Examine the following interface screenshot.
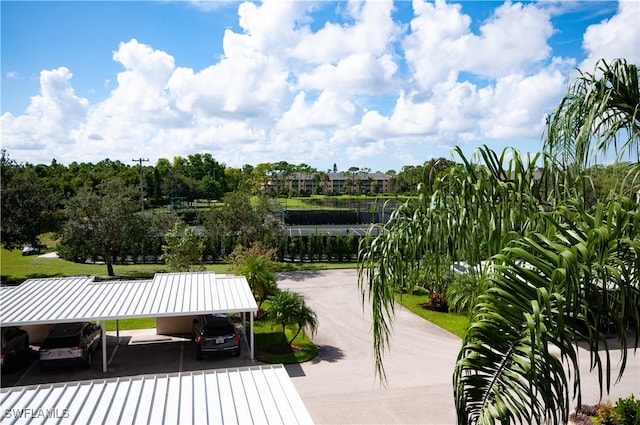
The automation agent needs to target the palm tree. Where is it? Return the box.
[231,245,279,310]
[358,58,640,425]
[267,290,318,348]
[454,198,640,424]
[545,58,639,169]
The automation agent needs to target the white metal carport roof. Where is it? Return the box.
[0,272,259,370]
[0,273,257,323]
[0,365,314,424]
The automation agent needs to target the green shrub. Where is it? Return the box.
[597,403,621,425]
[615,395,640,425]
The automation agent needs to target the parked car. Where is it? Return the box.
[192,314,241,359]
[21,246,40,256]
[1,327,30,369]
[38,322,101,371]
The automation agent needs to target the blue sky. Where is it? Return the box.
[1,0,638,173]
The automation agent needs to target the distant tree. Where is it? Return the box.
[61,178,143,276]
[1,150,60,249]
[343,166,361,194]
[267,290,318,348]
[395,165,423,193]
[423,158,456,193]
[161,219,205,272]
[202,191,284,248]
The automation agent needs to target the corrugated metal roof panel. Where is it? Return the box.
[0,273,257,326]
[0,365,313,425]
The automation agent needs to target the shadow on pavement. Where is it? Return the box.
[277,271,324,282]
[312,345,345,364]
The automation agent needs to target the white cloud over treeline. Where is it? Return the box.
[2,0,638,171]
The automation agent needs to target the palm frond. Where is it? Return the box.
[454,199,640,424]
[545,58,640,169]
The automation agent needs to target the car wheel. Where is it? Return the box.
[232,346,241,357]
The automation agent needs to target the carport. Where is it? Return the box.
[0,272,258,373]
[0,365,313,424]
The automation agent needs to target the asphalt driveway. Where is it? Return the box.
[278,269,640,425]
[278,269,462,425]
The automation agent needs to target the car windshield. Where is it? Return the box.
[41,336,80,349]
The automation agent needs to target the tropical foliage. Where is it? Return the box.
[0,150,61,249]
[229,243,279,309]
[267,290,318,348]
[358,58,640,425]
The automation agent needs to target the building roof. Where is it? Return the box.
[287,172,391,181]
[0,365,313,424]
[0,272,258,326]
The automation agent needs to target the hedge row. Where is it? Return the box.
[58,234,362,265]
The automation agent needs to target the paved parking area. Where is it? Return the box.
[0,330,259,388]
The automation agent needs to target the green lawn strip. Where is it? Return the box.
[104,318,157,331]
[1,246,356,284]
[395,292,469,339]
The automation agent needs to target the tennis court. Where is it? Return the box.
[285,224,383,237]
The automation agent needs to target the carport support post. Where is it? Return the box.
[102,320,107,372]
[250,312,254,360]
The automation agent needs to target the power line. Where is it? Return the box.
[132,158,149,212]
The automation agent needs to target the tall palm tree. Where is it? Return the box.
[358,58,640,425]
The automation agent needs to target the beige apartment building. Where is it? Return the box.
[282,172,394,194]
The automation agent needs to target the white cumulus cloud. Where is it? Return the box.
[0,0,633,171]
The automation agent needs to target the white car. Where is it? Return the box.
[21,246,40,256]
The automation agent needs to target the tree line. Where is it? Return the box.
[2,145,630,253]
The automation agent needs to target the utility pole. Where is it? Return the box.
[132,158,149,212]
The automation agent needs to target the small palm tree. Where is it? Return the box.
[230,244,279,310]
[267,290,318,349]
[234,255,277,310]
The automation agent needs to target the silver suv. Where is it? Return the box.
[192,314,241,359]
[38,322,101,371]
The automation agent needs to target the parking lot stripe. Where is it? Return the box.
[108,344,119,366]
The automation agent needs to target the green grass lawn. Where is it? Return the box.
[253,316,317,364]
[395,292,470,338]
[0,247,235,284]
[104,318,157,331]
[0,245,356,285]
